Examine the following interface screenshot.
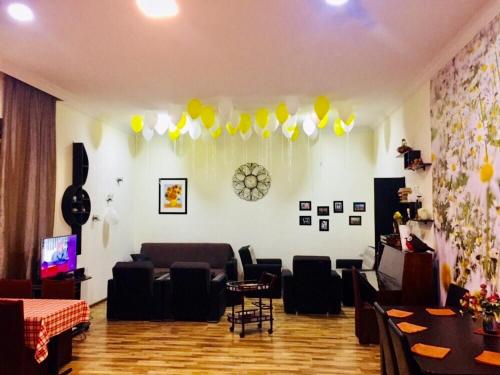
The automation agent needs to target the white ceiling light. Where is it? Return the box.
[325,0,350,6]
[136,0,178,18]
[7,3,34,22]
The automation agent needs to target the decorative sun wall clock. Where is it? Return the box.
[233,163,271,201]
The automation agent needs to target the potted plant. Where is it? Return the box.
[460,284,500,334]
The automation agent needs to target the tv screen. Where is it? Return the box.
[40,235,77,279]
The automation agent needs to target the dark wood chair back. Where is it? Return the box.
[388,319,421,375]
[374,302,398,375]
[445,283,468,307]
[42,279,76,299]
[0,279,32,298]
[0,300,25,375]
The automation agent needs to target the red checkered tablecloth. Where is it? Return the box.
[1,299,90,363]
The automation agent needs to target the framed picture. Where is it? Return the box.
[317,206,330,216]
[353,202,366,212]
[299,201,312,211]
[349,216,362,226]
[299,216,312,226]
[159,178,188,214]
[333,201,344,213]
[319,219,329,231]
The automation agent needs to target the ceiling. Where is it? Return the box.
[0,0,495,127]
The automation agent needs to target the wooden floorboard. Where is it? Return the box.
[63,300,380,374]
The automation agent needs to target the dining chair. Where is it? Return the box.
[387,319,422,375]
[374,302,398,375]
[0,279,33,298]
[0,300,25,375]
[352,267,379,344]
[42,279,76,299]
[445,283,468,307]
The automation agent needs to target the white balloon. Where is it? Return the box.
[230,110,240,127]
[240,127,253,141]
[267,113,279,132]
[188,118,202,140]
[286,97,300,116]
[218,98,233,120]
[144,112,158,129]
[342,122,354,133]
[155,112,171,135]
[302,115,317,136]
[104,206,119,225]
[168,104,183,124]
[310,127,319,140]
[282,116,296,139]
[142,126,154,141]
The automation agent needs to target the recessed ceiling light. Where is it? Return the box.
[136,0,179,18]
[325,0,350,6]
[7,2,34,22]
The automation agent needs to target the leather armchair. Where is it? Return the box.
[107,261,170,321]
[238,246,283,298]
[170,261,227,322]
[283,256,341,314]
[335,259,363,307]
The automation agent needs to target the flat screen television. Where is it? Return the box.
[40,235,77,279]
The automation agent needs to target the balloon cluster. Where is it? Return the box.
[130,96,356,142]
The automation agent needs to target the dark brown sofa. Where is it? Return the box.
[133,243,238,281]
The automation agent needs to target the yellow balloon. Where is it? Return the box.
[168,127,181,141]
[239,113,252,133]
[201,106,216,129]
[291,127,300,142]
[177,113,187,129]
[345,113,357,126]
[255,108,269,128]
[262,129,271,139]
[314,96,330,120]
[226,122,239,135]
[333,118,345,136]
[211,126,222,139]
[276,103,289,124]
[318,112,329,129]
[187,98,203,119]
[131,115,144,133]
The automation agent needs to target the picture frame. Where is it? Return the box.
[299,216,312,226]
[353,202,366,212]
[317,206,330,216]
[333,201,344,213]
[299,201,312,211]
[159,178,188,214]
[319,219,329,231]
[349,216,362,226]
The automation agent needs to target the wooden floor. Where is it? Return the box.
[62,300,380,374]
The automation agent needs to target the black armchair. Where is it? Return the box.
[335,259,363,307]
[283,256,342,314]
[238,246,283,298]
[107,261,170,321]
[170,262,227,322]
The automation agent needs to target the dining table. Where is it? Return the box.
[1,298,90,367]
[387,305,500,375]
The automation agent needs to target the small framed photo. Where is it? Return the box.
[299,201,312,211]
[333,201,344,213]
[317,206,330,216]
[299,216,312,226]
[353,202,366,212]
[319,219,329,231]
[349,216,362,226]
[159,178,188,214]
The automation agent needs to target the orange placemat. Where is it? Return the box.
[387,309,413,318]
[411,343,451,359]
[475,350,500,367]
[425,308,456,316]
[397,321,428,334]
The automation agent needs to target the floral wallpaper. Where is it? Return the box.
[431,14,500,302]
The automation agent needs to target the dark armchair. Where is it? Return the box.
[107,261,170,321]
[283,256,342,314]
[170,262,227,322]
[239,246,283,298]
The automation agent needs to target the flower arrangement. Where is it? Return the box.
[460,284,500,318]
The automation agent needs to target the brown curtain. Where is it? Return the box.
[0,75,56,279]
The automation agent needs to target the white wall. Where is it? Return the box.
[373,82,434,246]
[54,103,135,304]
[132,128,375,271]
[0,71,3,116]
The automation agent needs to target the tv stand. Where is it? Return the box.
[33,274,91,300]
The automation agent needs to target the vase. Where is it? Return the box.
[482,311,498,334]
